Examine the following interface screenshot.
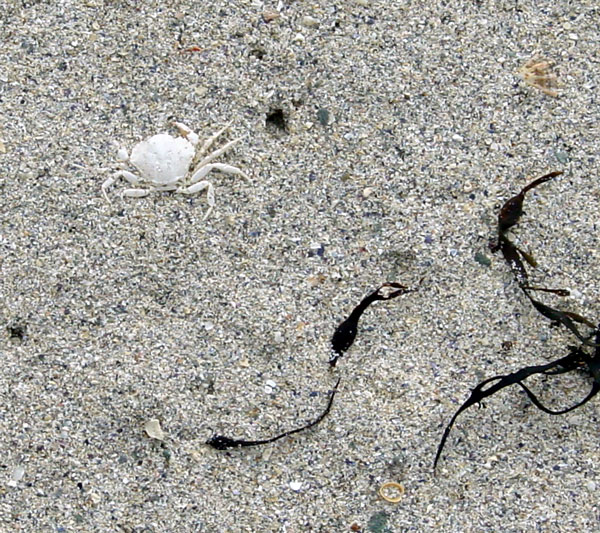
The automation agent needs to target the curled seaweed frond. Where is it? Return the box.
[492,172,563,288]
[207,378,340,450]
[436,174,599,469]
[493,171,598,344]
[497,171,562,234]
[435,327,600,469]
[329,281,418,367]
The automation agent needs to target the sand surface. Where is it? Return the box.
[1,1,599,531]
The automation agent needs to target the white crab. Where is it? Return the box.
[102,121,251,219]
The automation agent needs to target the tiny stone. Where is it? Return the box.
[570,288,582,300]
[8,465,25,486]
[144,419,165,441]
[262,11,280,23]
[475,252,491,267]
[317,108,330,126]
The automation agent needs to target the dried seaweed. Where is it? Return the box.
[209,280,417,451]
[523,291,598,347]
[434,339,600,469]
[329,282,415,367]
[493,171,563,284]
[497,171,562,234]
[206,378,340,450]
[435,172,600,469]
[493,170,599,346]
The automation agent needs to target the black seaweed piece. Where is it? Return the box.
[206,378,341,450]
[434,333,600,469]
[498,234,530,285]
[435,173,600,469]
[523,291,599,347]
[520,286,570,297]
[494,171,598,345]
[329,282,413,367]
[494,171,563,284]
[497,171,563,234]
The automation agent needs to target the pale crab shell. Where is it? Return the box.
[128,134,195,185]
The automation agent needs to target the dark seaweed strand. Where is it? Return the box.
[434,350,587,469]
[435,330,600,470]
[509,343,600,416]
[520,286,570,296]
[515,376,600,415]
[495,172,598,345]
[523,291,600,347]
[329,282,412,367]
[495,171,563,280]
[435,174,600,469]
[498,234,530,285]
[498,171,563,233]
[206,378,341,450]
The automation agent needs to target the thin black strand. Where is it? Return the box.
[207,378,341,450]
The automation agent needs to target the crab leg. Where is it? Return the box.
[123,188,151,198]
[194,137,246,170]
[178,180,215,220]
[188,163,251,185]
[196,121,233,156]
[102,170,142,202]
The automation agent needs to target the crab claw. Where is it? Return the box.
[173,122,199,146]
[111,140,129,162]
[116,147,129,161]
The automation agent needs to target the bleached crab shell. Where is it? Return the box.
[129,134,195,185]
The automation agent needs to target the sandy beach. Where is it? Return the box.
[1,1,599,531]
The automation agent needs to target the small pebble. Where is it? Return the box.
[301,16,319,28]
[475,252,491,267]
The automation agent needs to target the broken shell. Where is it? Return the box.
[289,481,303,491]
[144,419,165,440]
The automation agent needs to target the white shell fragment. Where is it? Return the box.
[264,379,277,394]
[7,465,25,487]
[144,419,166,440]
[289,481,303,491]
